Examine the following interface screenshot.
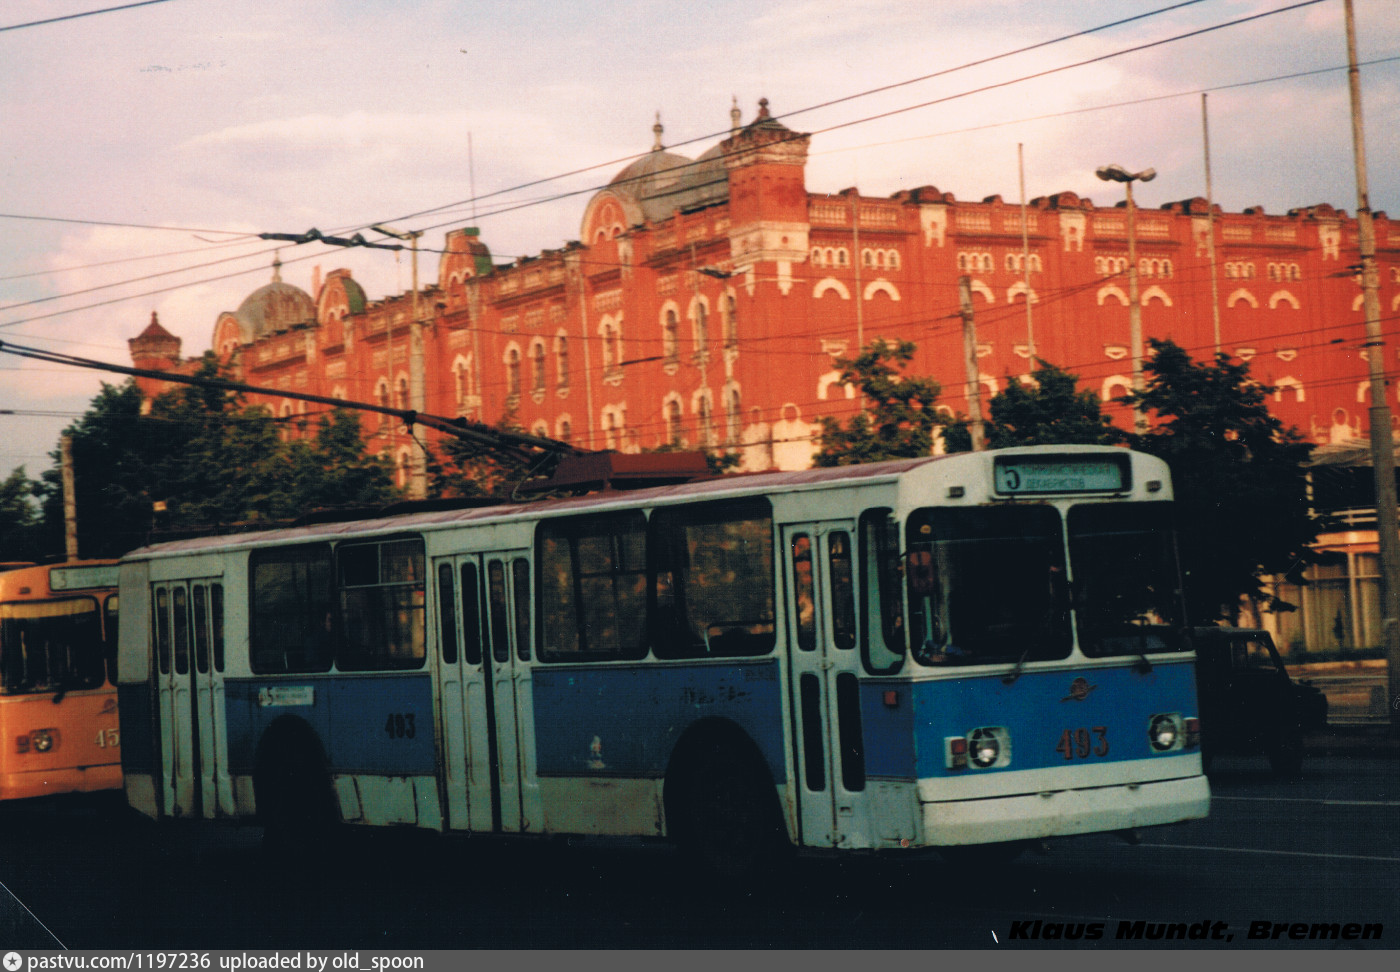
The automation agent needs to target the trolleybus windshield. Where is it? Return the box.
[906,505,1070,665]
[0,597,107,694]
[1067,502,1185,657]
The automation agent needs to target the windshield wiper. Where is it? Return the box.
[1002,645,1033,685]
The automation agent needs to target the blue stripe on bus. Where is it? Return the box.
[532,659,786,782]
[867,661,1199,779]
[223,675,435,776]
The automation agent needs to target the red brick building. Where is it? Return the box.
[130,99,1399,488]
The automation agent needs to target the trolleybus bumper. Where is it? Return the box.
[920,774,1210,846]
[0,763,123,802]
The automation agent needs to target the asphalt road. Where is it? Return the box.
[1,751,1395,951]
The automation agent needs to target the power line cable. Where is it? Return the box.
[0,0,177,33]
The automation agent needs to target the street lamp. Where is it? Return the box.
[1096,163,1156,433]
[371,223,427,500]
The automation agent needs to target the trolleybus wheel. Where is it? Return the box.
[670,732,786,879]
[254,718,338,859]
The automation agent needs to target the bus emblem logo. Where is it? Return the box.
[1062,678,1097,701]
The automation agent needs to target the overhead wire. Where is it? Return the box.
[0,1,1361,333]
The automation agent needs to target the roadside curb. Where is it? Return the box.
[1305,725,1400,758]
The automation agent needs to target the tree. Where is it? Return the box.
[30,361,407,559]
[944,360,1126,452]
[282,409,399,515]
[1121,338,1321,623]
[814,339,946,466]
[35,380,165,558]
[0,467,44,562]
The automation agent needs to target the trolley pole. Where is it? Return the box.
[959,275,985,452]
[1343,0,1400,729]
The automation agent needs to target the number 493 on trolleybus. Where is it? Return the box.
[115,445,1208,868]
[0,560,121,802]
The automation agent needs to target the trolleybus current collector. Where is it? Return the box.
[115,446,1208,867]
[0,560,121,802]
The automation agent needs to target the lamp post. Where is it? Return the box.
[371,223,427,500]
[1096,163,1156,433]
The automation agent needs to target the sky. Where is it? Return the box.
[1,0,1398,480]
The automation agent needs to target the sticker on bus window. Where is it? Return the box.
[256,686,315,707]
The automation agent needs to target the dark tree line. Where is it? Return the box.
[2,355,403,560]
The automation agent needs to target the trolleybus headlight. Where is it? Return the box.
[968,726,1011,769]
[1148,713,1182,752]
[945,736,968,771]
[31,729,56,753]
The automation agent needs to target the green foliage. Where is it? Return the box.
[28,360,403,559]
[944,360,1126,452]
[1121,338,1321,623]
[0,467,44,562]
[814,339,945,467]
[429,411,528,499]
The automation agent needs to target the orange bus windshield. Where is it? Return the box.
[0,597,106,695]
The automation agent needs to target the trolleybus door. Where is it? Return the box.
[781,522,872,849]
[434,555,492,832]
[153,579,230,819]
[435,551,542,835]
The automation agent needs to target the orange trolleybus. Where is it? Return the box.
[0,560,121,801]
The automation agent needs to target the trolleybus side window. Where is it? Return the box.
[460,563,483,665]
[512,557,531,661]
[437,563,458,665]
[649,497,775,659]
[103,594,119,684]
[1067,502,1185,657]
[0,598,106,694]
[209,584,224,673]
[154,588,171,675]
[172,588,189,675]
[487,560,509,663]
[907,505,1070,665]
[791,534,816,652]
[538,511,647,662]
[250,543,334,674]
[858,509,906,674]
[828,531,856,650]
[337,537,426,671]
[192,585,210,673]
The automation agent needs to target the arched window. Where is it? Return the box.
[693,299,709,353]
[724,384,741,444]
[696,391,714,448]
[663,308,679,364]
[723,293,738,349]
[531,341,547,393]
[506,348,521,399]
[395,376,409,411]
[600,322,616,372]
[557,418,572,444]
[665,398,683,447]
[555,334,569,390]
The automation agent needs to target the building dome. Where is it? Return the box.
[234,258,316,339]
[604,113,730,224]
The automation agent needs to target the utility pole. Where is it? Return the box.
[1018,143,1035,364]
[61,433,78,561]
[1343,0,1400,729]
[372,224,427,500]
[1202,94,1222,356]
[1096,164,1156,433]
[958,276,985,451]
